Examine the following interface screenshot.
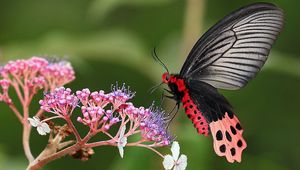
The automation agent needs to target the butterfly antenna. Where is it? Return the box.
[148,82,163,94]
[159,91,166,108]
[152,47,169,73]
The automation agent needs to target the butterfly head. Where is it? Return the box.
[162,72,171,84]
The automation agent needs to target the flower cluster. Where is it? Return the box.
[0,79,11,104]
[39,87,79,116]
[41,61,75,88]
[0,57,75,102]
[38,84,173,146]
[0,57,75,92]
[1,57,188,170]
[140,107,173,146]
[74,84,135,131]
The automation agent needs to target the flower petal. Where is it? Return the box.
[28,117,38,127]
[163,154,174,170]
[119,125,126,138]
[118,145,124,158]
[120,137,127,147]
[174,155,187,170]
[117,125,127,158]
[41,122,51,133]
[33,116,40,122]
[37,126,46,135]
[171,141,180,160]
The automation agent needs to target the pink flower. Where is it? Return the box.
[0,79,10,91]
[90,90,110,107]
[76,88,91,105]
[0,79,12,104]
[0,57,75,93]
[41,61,75,88]
[108,83,135,108]
[39,87,78,116]
[40,84,173,146]
[1,57,48,78]
[77,106,104,128]
[26,76,46,93]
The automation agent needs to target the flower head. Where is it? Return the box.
[1,57,48,77]
[89,90,110,107]
[140,106,173,146]
[0,57,75,93]
[163,141,187,170]
[39,87,78,116]
[108,83,135,108]
[0,57,75,107]
[28,116,51,135]
[77,105,105,128]
[41,60,75,88]
[76,88,91,104]
[75,88,121,130]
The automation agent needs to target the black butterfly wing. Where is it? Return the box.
[180,3,284,90]
[187,79,247,162]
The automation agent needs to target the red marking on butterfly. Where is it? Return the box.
[160,3,283,163]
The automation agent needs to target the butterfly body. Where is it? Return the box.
[163,73,210,136]
[160,3,284,163]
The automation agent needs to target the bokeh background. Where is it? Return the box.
[0,0,299,169]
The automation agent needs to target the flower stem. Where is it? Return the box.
[23,123,34,162]
[41,115,61,122]
[84,140,114,148]
[102,131,115,140]
[22,85,34,163]
[12,81,24,105]
[130,143,164,158]
[65,116,82,141]
[35,109,44,117]
[8,104,22,123]
[26,143,79,170]
[27,140,112,170]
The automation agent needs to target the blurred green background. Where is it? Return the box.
[0,0,299,169]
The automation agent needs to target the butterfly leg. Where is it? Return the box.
[166,102,180,129]
[163,88,176,99]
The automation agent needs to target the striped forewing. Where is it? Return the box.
[181,3,284,90]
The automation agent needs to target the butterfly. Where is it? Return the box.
[160,3,284,163]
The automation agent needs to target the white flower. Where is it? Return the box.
[28,116,50,135]
[117,125,127,158]
[163,141,187,170]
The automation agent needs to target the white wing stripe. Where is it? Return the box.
[236,38,273,46]
[234,11,282,27]
[211,64,258,74]
[222,56,266,63]
[236,29,279,36]
[209,70,251,81]
[228,47,269,55]
[235,23,282,31]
